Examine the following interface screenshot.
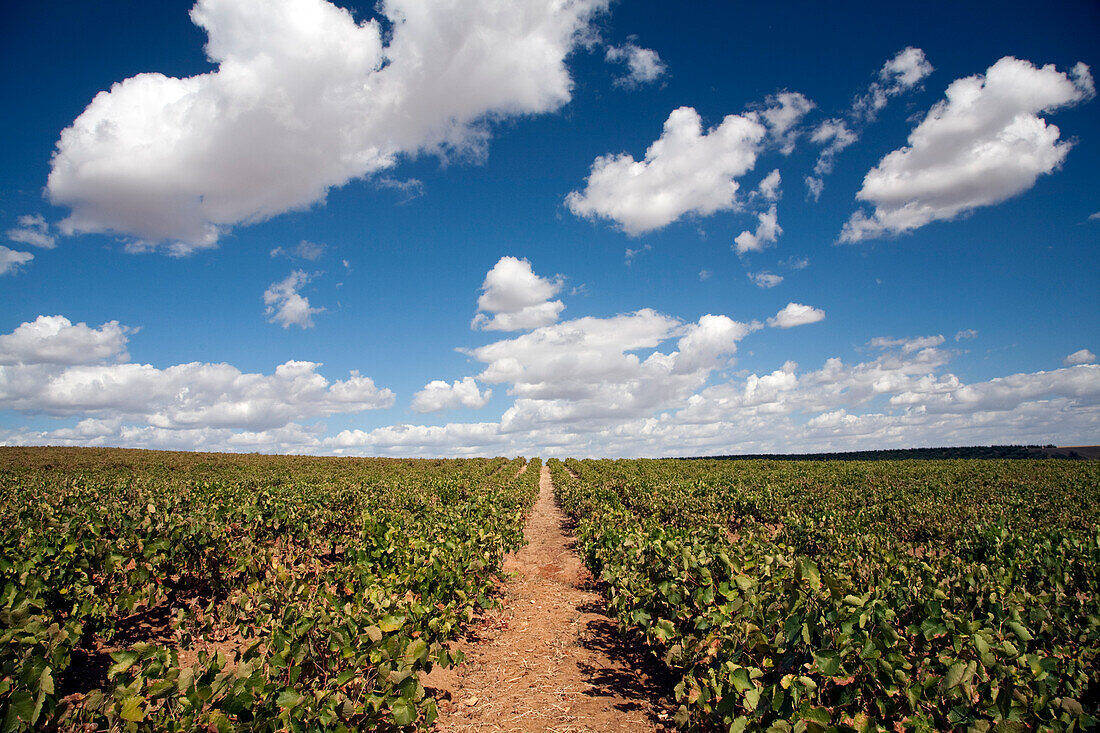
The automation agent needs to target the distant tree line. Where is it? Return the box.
[681,445,1095,461]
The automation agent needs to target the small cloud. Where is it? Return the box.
[756,91,815,155]
[1064,348,1096,366]
[6,214,57,249]
[698,269,712,281]
[804,176,824,202]
[781,255,810,270]
[375,176,425,204]
[870,334,945,352]
[753,170,782,201]
[264,270,324,329]
[749,271,783,288]
[1089,211,1100,221]
[271,240,326,261]
[342,259,351,270]
[809,119,858,176]
[734,205,781,255]
[0,246,34,276]
[625,244,652,265]
[955,328,979,341]
[605,41,667,88]
[853,47,934,122]
[768,302,825,328]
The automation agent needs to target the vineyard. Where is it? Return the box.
[1,448,539,731]
[1,449,1098,731]
[550,458,1100,731]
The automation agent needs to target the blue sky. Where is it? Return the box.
[0,0,1097,456]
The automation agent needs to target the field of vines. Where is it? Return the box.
[550,458,1100,732]
[0,447,539,731]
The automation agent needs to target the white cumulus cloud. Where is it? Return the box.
[47,0,607,253]
[754,169,782,201]
[0,247,34,276]
[768,302,825,329]
[0,315,131,365]
[472,256,564,332]
[411,377,492,413]
[841,57,1094,242]
[264,270,324,329]
[605,42,666,87]
[757,91,815,155]
[0,315,394,430]
[1065,349,1096,366]
[733,205,781,254]
[565,96,811,235]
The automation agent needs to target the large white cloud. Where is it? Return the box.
[0,315,130,365]
[472,256,564,331]
[565,95,812,235]
[47,0,607,253]
[411,377,492,413]
[5,317,1099,457]
[465,308,756,430]
[841,57,1094,242]
[0,315,393,430]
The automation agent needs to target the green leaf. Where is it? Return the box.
[108,649,140,679]
[813,650,841,676]
[391,698,416,727]
[1006,622,1033,642]
[37,667,54,698]
[943,662,966,690]
[1061,698,1084,716]
[365,625,383,642]
[653,619,676,643]
[119,696,146,722]
[743,686,762,711]
[277,689,306,709]
[842,594,864,607]
[798,557,820,589]
[403,639,429,666]
[5,691,35,726]
[379,615,405,633]
[992,723,1027,733]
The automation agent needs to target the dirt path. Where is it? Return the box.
[425,465,673,732]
